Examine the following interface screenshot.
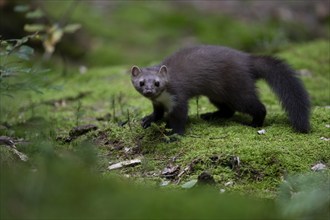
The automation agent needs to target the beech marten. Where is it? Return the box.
[131,45,310,135]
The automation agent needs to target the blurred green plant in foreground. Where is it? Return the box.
[0,33,46,97]
[1,143,328,220]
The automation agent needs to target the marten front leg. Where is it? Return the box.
[141,103,165,128]
[166,102,188,135]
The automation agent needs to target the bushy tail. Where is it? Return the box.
[251,55,310,133]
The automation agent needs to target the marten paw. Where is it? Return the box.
[141,115,155,128]
[200,112,219,121]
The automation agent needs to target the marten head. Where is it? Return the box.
[131,65,169,99]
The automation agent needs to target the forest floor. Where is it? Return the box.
[1,40,329,219]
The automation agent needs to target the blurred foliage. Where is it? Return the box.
[0,147,277,220]
[14,3,81,59]
[41,1,321,66]
[1,139,328,219]
[0,33,47,97]
[278,172,330,220]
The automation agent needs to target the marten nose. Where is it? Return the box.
[144,90,153,96]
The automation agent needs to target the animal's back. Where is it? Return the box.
[161,45,254,99]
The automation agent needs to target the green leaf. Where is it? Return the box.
[0,92,14,98]
[26,9,44,19]
[1,66,29,77]
[29,85,44,94]
[0,51,8,56]
[5,44,13,51]
[17,53,30,60]
[19,45,34,55]
[24,24,46,32]
[14,36,30,48]
[18,68,32,74]
[14,5,30,12]
[0,40,9,46]
[63,24,81,33]
[16,45,34,60]
[181,179,198,189]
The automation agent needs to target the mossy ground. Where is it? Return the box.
[1,41,329,200]
[1,2,329,219]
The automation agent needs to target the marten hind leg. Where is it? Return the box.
[237,98,266,128]
[201,99,235,121]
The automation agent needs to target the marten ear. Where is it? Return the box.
[158,65,168,77]
[131,66,141,77]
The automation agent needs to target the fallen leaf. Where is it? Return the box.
[311,163,327,171]
[181,179,198,189]
[257,129,266,135]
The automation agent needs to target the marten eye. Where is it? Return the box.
[154,81,160,87]
[139,81,145,87]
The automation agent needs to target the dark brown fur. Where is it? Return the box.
[131,45,310,135]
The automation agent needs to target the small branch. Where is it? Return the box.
[196,97,199,117]
[111,95,116,122]
[127,109,132,132]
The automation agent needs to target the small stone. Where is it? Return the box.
[160,180,170,187]
[220,189,226,193]
[311,163,326,171]
[297,69,312,77]
[257,129,266,135]
[79,65,88,74]
[124,147,131,153]
[320,137,330,141]
[224,181,234,187]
